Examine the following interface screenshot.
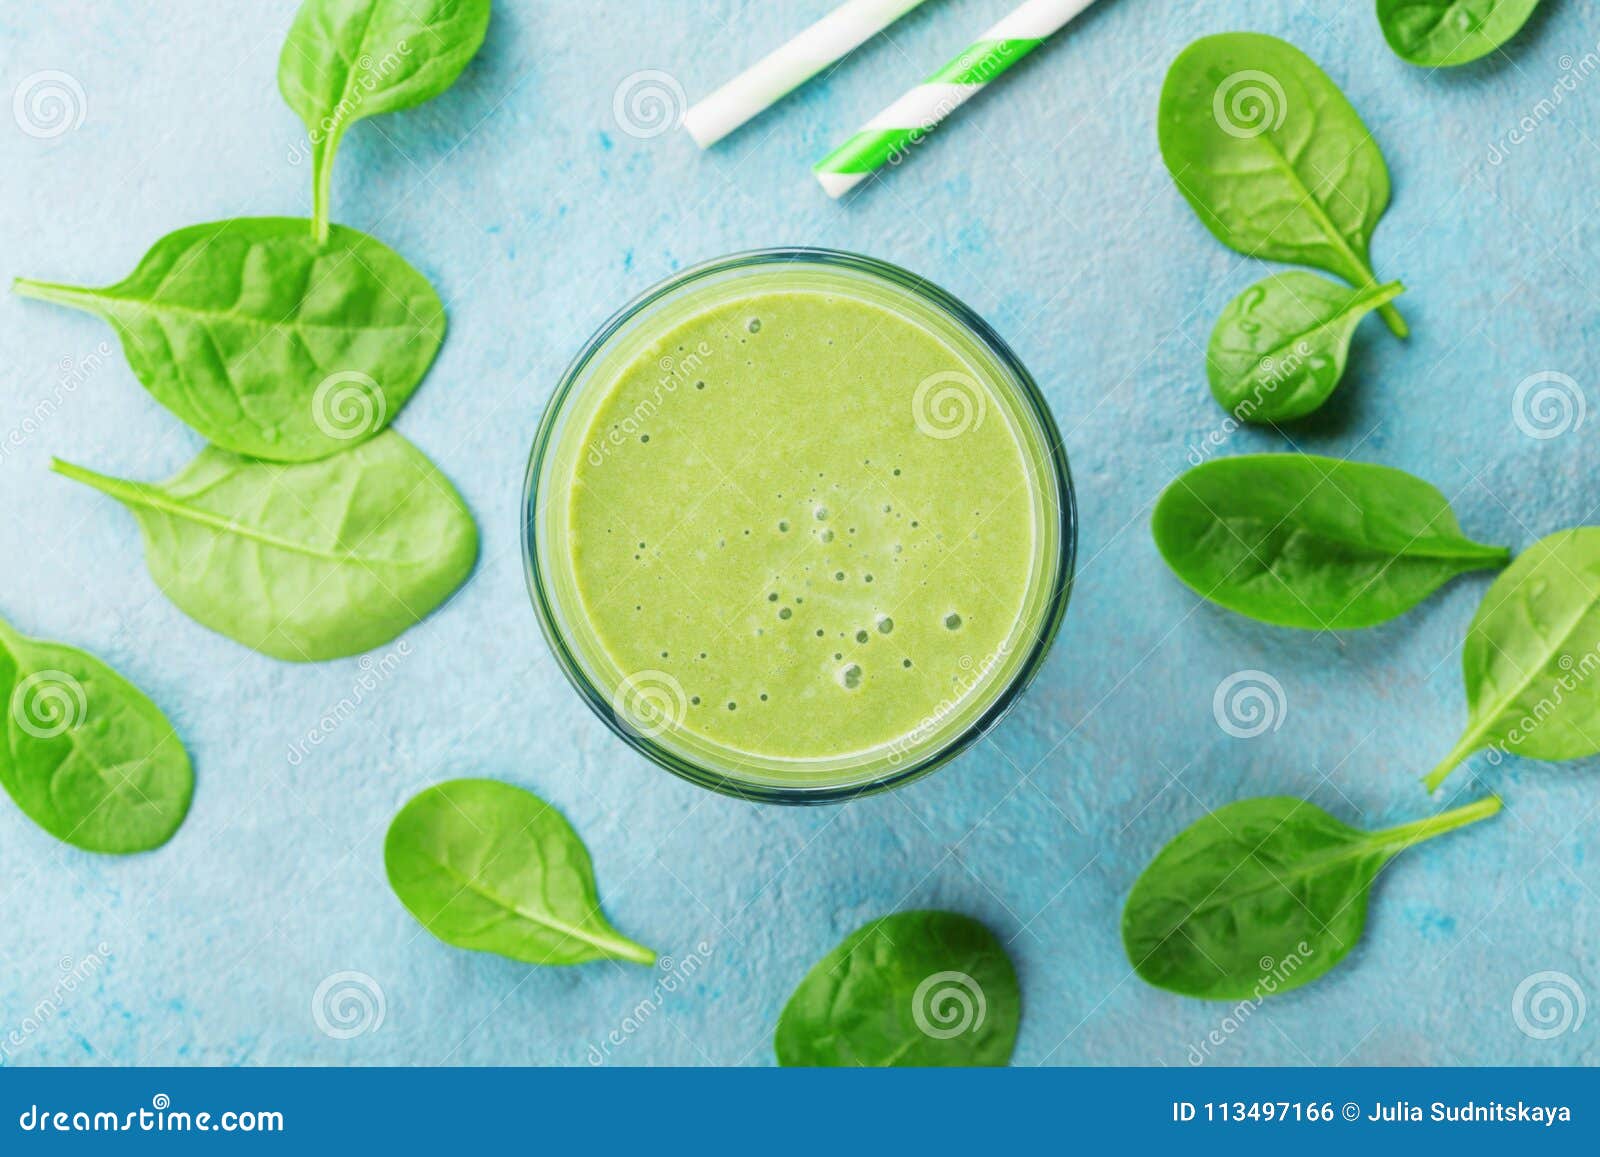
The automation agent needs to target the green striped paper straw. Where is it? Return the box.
[814,0,1101,198]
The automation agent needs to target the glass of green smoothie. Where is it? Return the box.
[524,249,1074,802]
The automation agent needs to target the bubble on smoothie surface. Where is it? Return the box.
[838,664,863,690]
[877,615,894,634]
[855,629,870,644]
[747,318,762,333]
[944,612,963,630]
[778,607,792,620]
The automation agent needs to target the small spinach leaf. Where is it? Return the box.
[1153,454,1508,630]
[1208,274,1404,423]
[1123,795,1500,1000]
[52,431,478,663]
[0,615,192,853]
[776,910,1019,1067]
[278,0,493,240]
[1427,528,1600,791]
[14,218,445,463]
[1159,33,1408,337]
[1377,0,1542,67]
[385,778,654,966]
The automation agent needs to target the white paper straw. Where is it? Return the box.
[684,0,931,148]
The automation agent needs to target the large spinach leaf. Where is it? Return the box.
[278,0,493,240]
[0,615,192,853]
[1123,795,1500,1000]
[1153,455,1508,630]
[1377,0,1543,67]
[385,778,655,966]
[1208,273,1403,423]
[52,431,478,662]
[776,911,1019,1066]
[1159,33,1408,337]
[1427,528,1600,791]
[14,218,445,462]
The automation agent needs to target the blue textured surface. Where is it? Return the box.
[2,0,1598,1067]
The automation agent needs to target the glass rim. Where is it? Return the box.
[522,247,1077,805]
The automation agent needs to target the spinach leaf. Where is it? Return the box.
[1153,455,1508,630]
[1377,0,1542,67]
[1123,795,1500,1000]
[14,218,445,463]
[0,615,192,853]
[1159,33,1408,337]
[52,431,478,663]
[278,0,493,241]
[1426,529,1600,791]
[384,778,654,966]
[1208,274,1404,423]
[775,911,1019,1067]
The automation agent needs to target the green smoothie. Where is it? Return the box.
[541,257,1066,790]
